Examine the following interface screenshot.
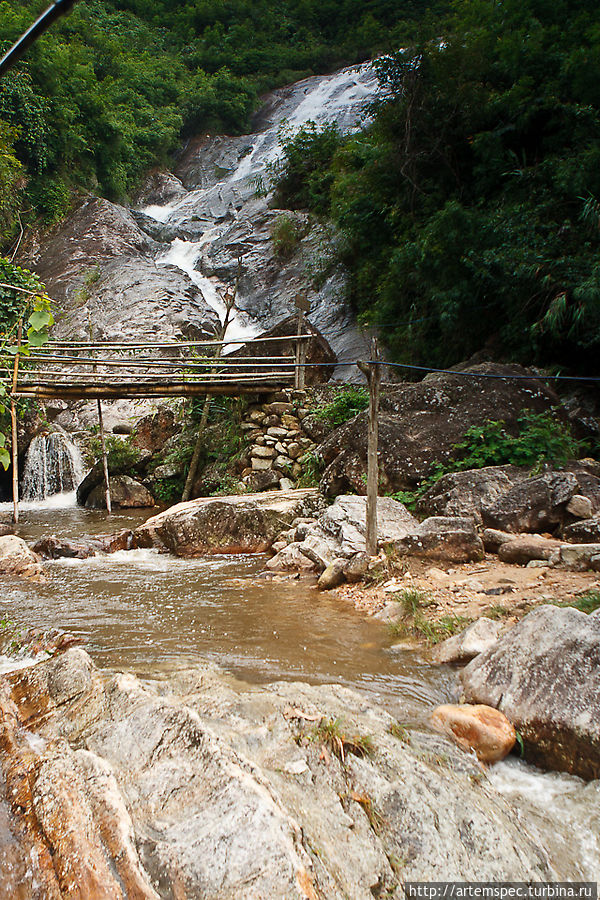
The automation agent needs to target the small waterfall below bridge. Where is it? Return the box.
[21,433,85,501]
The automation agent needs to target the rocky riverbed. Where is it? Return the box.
[0,646,570,898]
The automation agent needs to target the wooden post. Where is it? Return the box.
[357,338,381,556]
[97,399,112,514]
[88,315,111,513]
[10,401,19,524]
[294,293,310,390]
[10,319,22,524]
[181,281,238,502]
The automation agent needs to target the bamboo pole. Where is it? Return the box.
[181,281,239,502]
[357,338,380,556]
[10,319,22,524]
[89,316,111,514]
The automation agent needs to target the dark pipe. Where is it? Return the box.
[0,0,78,78]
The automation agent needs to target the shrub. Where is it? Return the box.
[271,214,305,258]
[314,387,369,427]
[87,434,142,471]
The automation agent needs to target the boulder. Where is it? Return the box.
[550,543,600,571]
[267,495,419,572]
[481,467,600,535]
[394,516,484,563]
[33,536,96,560]
[133,489,321,556]
[343,553,370,584]
[32,530,133,559]
[85,476,155,509]
[497,535,562,565]
[565,494,594,519]
[317,559,347,590]
[461,605,600,779]
[265,542,320,572]
[131,406,180,452]
[0,535,46,583]
[562,515,600,543]
[418,466,521,523]
[431,704,516,764]
[318,364,560,496]
[481,471,578,533]
[0,648,553,894]
[431,618,506,664]
[481,528,516,552]
[243,468,281,492]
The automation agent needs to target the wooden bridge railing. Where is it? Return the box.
[1,334,313,399]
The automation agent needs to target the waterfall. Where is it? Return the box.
[21,433,85,501]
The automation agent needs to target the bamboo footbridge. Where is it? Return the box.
[4,334,312,400]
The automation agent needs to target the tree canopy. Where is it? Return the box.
[274,0,600,373]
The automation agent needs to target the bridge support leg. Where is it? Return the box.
[10,400,19,525]
[97,399,112,514]
[357,338,381,556]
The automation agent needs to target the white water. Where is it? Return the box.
[21,433,84,502]
[158,237,259,343]
[490,758,600,879]
[142,63,380,350]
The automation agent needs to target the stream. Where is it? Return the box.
[0,493,598,881]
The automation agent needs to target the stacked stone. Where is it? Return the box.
[239,390,316,490]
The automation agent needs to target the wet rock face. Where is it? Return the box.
[133,488,321,556]
[319,364,561,495]
[19,196,221,343]
[0,649,553,897]
[461,605,600,780]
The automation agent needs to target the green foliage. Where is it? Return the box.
[295,451,324,488]
[485,605,511,620]
[87,434,142,471]
[152,477,184,504]
[391,409,587,509]
[271,214,306,258]
[450,411,585,471]
[310,716,374,761]
[0,0,421,230]
[0,258,52,469]
[393,587,432,617]
[412,613,472,645]
[274,0,600,373]
[314,386,369,427]
[272,122,343,216]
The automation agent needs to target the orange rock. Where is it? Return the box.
[431,703,516,764]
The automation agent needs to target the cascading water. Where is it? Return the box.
[21,432,85,501]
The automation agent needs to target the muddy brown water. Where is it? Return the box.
[0,497,456,726]
[0,495,599,881]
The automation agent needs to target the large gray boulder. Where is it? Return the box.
[461,606,600,780]
[318,364,560,496]
[85,475,155,509]
[393,516,485,563]
[417,466,522,523]
[0,648,554,897]
[482,468,600,535]
[133,488,322,556]
[267,494,418,572]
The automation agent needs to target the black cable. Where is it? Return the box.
[0,0,78,78]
